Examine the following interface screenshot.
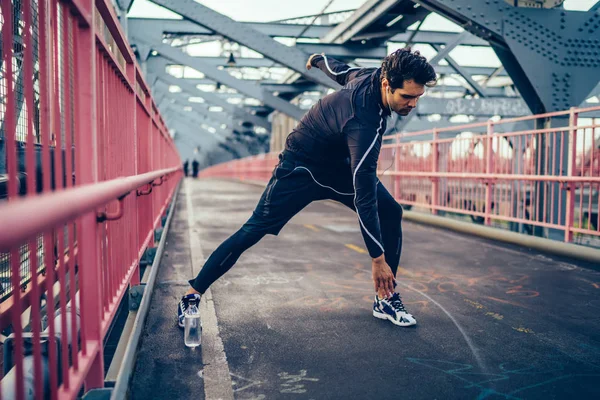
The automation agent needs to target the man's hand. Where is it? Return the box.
[305,53,320,70]
[372,255,395,299]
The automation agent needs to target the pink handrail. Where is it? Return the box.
[0,167,180,251]
[0,1,181,398]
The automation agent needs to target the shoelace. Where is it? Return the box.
[182,295,200,311]
[389,293,407,313]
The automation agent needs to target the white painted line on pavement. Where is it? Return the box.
[186,179,234,400]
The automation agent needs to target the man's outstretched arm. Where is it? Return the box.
[306,53,370,86]
[344,118,395,298]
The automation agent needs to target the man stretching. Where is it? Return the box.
[178,48,436,327]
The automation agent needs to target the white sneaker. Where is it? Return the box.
[373,293,417,327]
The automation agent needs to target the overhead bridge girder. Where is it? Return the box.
[136,38,305,120]
[145,57,272,130]
[413,0,600,113]
[150,0,340,90]
[127,19,490,47]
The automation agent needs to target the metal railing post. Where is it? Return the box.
[564,107,578,242]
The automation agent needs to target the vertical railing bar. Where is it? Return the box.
[21,0,45,397]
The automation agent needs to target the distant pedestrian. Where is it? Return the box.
[192,159,200,178]
[183,160,189,177]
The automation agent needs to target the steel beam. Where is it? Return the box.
[164,104,229,139]
[380,4,431,44]
[128,17,489,46]
[150,0,340,89]
[165,106,228,142]
[413,0,600,112]
[428,31,468,65]
[154,79,235,126]
[322,0,400,44]
[294,43,387,59]
[153,74,272,130]
[147,74,276,86]
[354,62,509,77]
[391,29,488,46]
[132,36,495,72]
[260,82,321,94]
[146,56,271,129]
[428,33,489,97]
[127,18,332,39]
[432,45,488,97]
[170,122,219,148]
[154,86,234,132]
[176,57,282,69]
[171,119,237,151]
[136,38,305,120]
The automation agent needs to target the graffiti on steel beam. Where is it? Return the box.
[443,98,528,117]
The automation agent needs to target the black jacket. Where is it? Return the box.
[284,55,391,258]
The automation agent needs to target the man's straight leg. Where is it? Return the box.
[375,183,404,276]
[187,225,265,293]
[179,159,321,327]
[187,157,320,294]
[325,178,415,326]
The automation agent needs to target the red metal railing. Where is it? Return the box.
[0,1,180,399]
[200,106,600,247]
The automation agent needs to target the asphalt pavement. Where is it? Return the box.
[131,178,600,400]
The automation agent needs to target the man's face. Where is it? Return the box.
[386,79,425,116]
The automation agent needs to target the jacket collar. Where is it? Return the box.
[370,68,391,117]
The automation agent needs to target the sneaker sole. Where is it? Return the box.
[373,310,416,327]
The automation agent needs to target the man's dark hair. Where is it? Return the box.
[381,47,437,90]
